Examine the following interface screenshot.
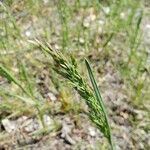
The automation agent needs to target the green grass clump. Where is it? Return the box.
[35,40,114,149]
[0,64,45,128]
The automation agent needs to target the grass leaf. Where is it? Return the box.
[85,59,114,150]
[0,65,30,96]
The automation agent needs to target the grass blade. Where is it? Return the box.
[0,65,31,97]
[85,59,114,150]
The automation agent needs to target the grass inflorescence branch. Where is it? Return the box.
[35,40,114,149]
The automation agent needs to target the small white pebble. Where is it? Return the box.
[43,0,49,4]
[145,24,150,29]
[120,12,125,19]
[88,127,96,137]
[79,38,85,44]
[25,30,31,37]
[54,44,60,50]
[43,115,53,126]
[89,14,96,21]
[47,92,57,101]
[2,119,16,133]
[103,7,110,14]
[98,20,105,25]
[83,20,90,28]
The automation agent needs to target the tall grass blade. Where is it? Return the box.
[0,65,30,97]
[85,59,114,150]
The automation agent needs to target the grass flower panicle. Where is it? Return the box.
[35,40,114,149]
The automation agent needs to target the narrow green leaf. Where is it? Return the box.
[0,65,31,97]
[85,59,114,150]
